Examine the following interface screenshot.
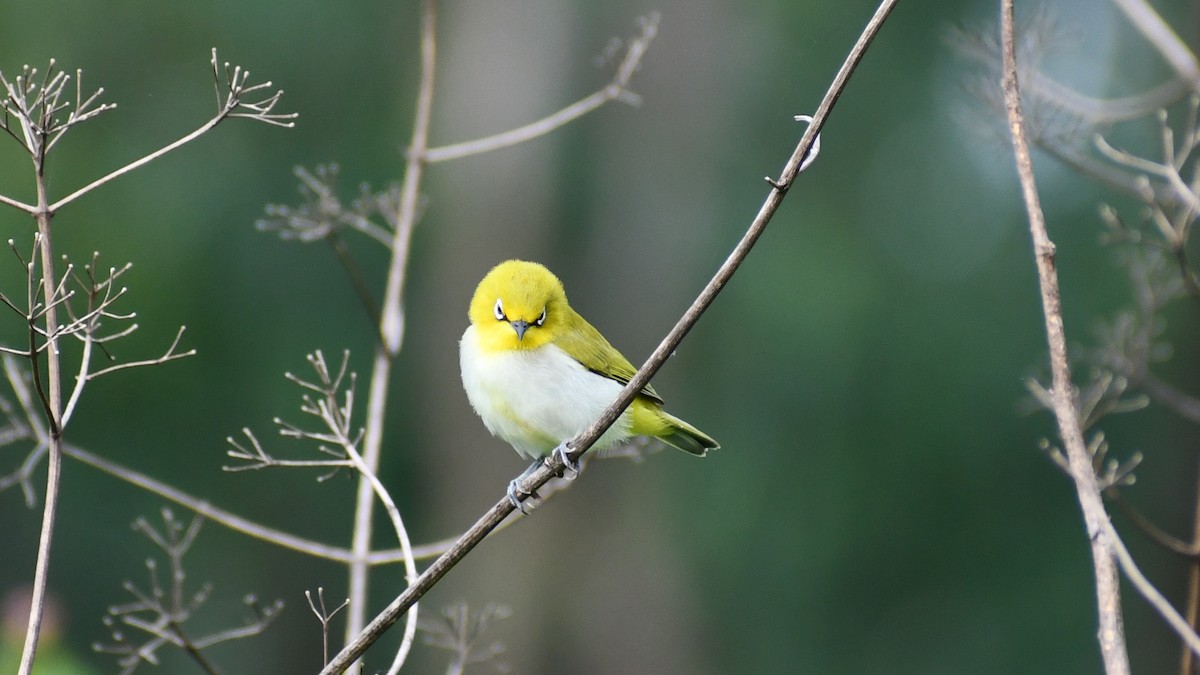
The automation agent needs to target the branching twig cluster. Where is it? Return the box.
[225,351,361,478]
[949,7,1190,204]
[258,171,400,337]
[1027,371,1145,492]
[0,49,293,675]
[0,59,115,165]
[418,602,512,675]
[0,237,193,472]
[211,51,296,128]
[258,165,401,246]
[224,349,421,673]
[93,509,283,674]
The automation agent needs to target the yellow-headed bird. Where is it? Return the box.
[460,260,717,494]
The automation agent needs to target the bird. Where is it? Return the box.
[459,260,718,503]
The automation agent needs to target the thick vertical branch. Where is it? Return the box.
[18,172,66,675]
[344,0,435,666]
[998,1,1130,673]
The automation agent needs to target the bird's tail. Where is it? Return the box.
[655,410,719,456]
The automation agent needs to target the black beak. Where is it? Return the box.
[511,320,530,340]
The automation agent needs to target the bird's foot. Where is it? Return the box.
[506,478,539,514]
[507,459,544,514]
[551,443,581,480]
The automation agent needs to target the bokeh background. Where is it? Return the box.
[1,0,1198,672]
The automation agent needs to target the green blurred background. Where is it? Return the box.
[1,0,1198,672]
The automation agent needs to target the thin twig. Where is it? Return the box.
[1141,373,1200,423]
[48,50,294,212]
[64,442,357,563]
[307,588,349,667]
[1113,491,1200,557]
[0,192,33,213]
[422,14,659,163]
[1104,518,1200,657]
[319,1,897,671]
[999,1,1130,672]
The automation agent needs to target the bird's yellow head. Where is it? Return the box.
[468,260,569,351]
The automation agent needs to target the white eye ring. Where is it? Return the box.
[493,299,506,321]
[535,308,546,326]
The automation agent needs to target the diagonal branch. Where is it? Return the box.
[319,1,898,671]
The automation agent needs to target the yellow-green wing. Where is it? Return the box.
[555,309,664,404]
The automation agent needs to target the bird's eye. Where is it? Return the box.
[535,308,546,326]
[493,299,506,321]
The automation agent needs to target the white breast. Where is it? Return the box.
[459,325,634,459]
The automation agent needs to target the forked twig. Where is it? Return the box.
[307,588,350,667]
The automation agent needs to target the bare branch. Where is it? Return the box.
[94,509,283,674]
[65,440,357,562]
[0,192,34,213]
[49,49,294,212]
[0,60,116,164]
[86,325,196,379]
[270,350,421,672]
[1141,373,1200,423]
[307,588,350,667]
[423,13,659,163]
[419,603,511,673]
[210,48,297,127]
[1112,492,1200,558]
[1104,518,1200,657]
[999,1,1130,671]
[223,427,353,476]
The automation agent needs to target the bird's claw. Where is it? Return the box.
[552,444,580,480]
[507,478,538,514]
